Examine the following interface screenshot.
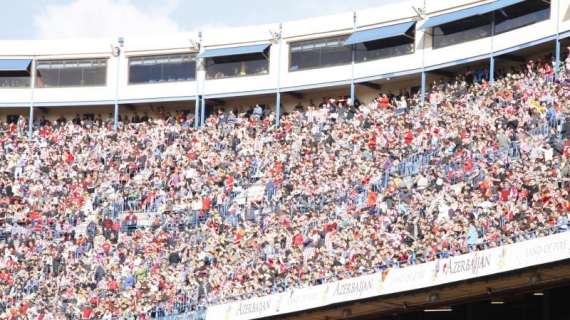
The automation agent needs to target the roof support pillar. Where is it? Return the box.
[556,38,561,76]
[555,0,561,77]
[490,55,495,84]
[276,91,281,126]
[275,23,283,127]
[28,104,34,139]
[113,37,124,131]
[420,70,426,106]
[114,103,119,131]
[195,32,203,128]
[350,12,357,106]
[490,13,496,84]
[200,97,206,127]
[195,96,201,128]
[28,59,36,139]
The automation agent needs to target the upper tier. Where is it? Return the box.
[0,0,569,107]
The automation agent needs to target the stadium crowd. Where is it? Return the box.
[0,53,570,319]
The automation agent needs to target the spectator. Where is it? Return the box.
[0,54,569,319]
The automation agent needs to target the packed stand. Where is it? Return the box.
[1,54,570,319]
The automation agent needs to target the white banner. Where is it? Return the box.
[207,293,285,320]
[206,231,570,320]
[326,273,383,304]
[277,283,329,314]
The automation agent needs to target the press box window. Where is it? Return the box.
[354,26,415,63]
[433,13,493,49]
[289,36,352,71]
[36,59,107,88]
[205,51,269,80]
[0,59,32,88]
[431,0,551,49]
[494,0,550,35]
[129,54,196,84]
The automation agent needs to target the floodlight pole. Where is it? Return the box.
[200,94,206,127]
[420,70,426,106]
[195,32,202,128]
[199,31,206,128]
[275,23,283,127]
[28,58,36,139]
[350,12,357,106]
[113,37,124,131]
[489,14,495,84]
[555,0,561,76]
[420,7,426,107]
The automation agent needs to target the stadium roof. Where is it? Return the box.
[420,0,525,30]
[0,59,31,72]
[344,21,416,46]
[197,43,270,59]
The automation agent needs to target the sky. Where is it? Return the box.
[0,0,401,40]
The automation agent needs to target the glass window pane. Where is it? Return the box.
[129,64,144,83]
[433,14,492,49]
[355,36,415,63]
[147,63,162,82]
[320,46,352,67]
[59,67,82,86]
[182,61,196,80]
[84,66,106,86]
[290,51,318,70]
[0,76,30,88]
[36,65,60,88]
[430,1,548,50]
[36,59,107,87]
[205,54,268,80]
[495,0,550,34]
[128,53,196,84]
[289,36,350,71]
[163,63,179,81]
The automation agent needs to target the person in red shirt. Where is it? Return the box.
[66,151,75,163]
[82,307,93,319]
[368,134,377,151]
[499,188,510,202]
[107,277,119,292]
[124,212,137,236]
[102,218,113,237]
[201,196,211,215]
[367,190,378,208]
[404,131,414,145]
[292,233,304,247]
[111,220,121,240]
[102,242,112,255]
[464,158,473,172]
[378,94,390,109]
